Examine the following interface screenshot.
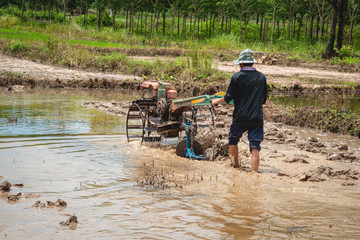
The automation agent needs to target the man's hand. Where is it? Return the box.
[211,97,225,107]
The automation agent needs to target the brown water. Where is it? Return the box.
[1,90,360,239]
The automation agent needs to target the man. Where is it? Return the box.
[212,49,267,172]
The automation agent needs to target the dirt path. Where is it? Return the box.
[0,54,142,82]
[217,60,360,86]
[1,54,359,89]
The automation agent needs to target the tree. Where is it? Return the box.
[314,0,331,43]
[59,0,69,23]
[190,0,202,40]
[108,0,122,30]
[347,0,360,44]
[78,0,93,28]
[93,0,107,31]
[269,0,282,45]
[324,0,348,58]
[167,0,179,40]
[230,0,255,45]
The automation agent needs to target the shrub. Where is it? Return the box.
[338,45,353,58]
[0,15,19,28]
[9,40,28,52]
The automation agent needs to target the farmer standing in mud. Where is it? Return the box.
[212,49,267,172]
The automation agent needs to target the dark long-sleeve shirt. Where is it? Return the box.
[224,68,267,127]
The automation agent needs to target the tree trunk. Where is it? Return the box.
[21,0,25,25]
[244,15,248,42]
[238,14,243,44]
[156,11,160,33]
[324,6,337,58]
[193,13,197,41]
[304,17,307,39]
[260,16,263,39]
[197,17,200,37]
[112,9,116,31]
[137,11,141,33]
[264,20,268,46]
[98,9,102,31]
[177,9,180,37]
[151,10,156,38]
[171,7,176,40]
[209,13,212,37]
[140,11,143,34]
[221,15,224,35]
[316,16,320,41]
[287,15,291,39]
[292,13,296,38]
[145,12,148,37]
[162,9,166,35]
[336,0,347,50]
[150,11,153,36]
[190,13,192,35]
[270,6,276,45]
[229,17,232,34]
[212,14,216,35]
[205,14,208,37]
[297,14,303,40]
[309,15,314,40]
[84,9,88,28]
[130,6,134,35]
[348,18,354,45]
[48,4,51,22]
[283,19,286,38]
[225,16,228,34]
[126,10,128,29]
[183,12,186,38]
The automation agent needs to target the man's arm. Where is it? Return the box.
[262,79,268,104]
[211,97,226,107]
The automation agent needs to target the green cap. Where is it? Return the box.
[233,49,257,65]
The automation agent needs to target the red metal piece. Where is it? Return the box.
[140,80,177,99]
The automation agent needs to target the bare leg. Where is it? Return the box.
[229,145,240,168]
[251,148,260,172]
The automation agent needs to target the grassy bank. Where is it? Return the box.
[264,102,360,138]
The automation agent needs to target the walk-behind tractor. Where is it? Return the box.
[126,80,223,160]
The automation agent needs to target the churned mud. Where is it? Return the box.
[88,100,360,189]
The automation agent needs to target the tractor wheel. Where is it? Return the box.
[176,139,203,158]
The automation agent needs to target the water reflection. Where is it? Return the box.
[0,89,135,136]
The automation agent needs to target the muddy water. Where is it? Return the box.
[1,90,360,239]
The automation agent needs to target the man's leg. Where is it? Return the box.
[248,126,264,173]
[250,148,260,172]
[229,145,240,168]
[228,124,245,169]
